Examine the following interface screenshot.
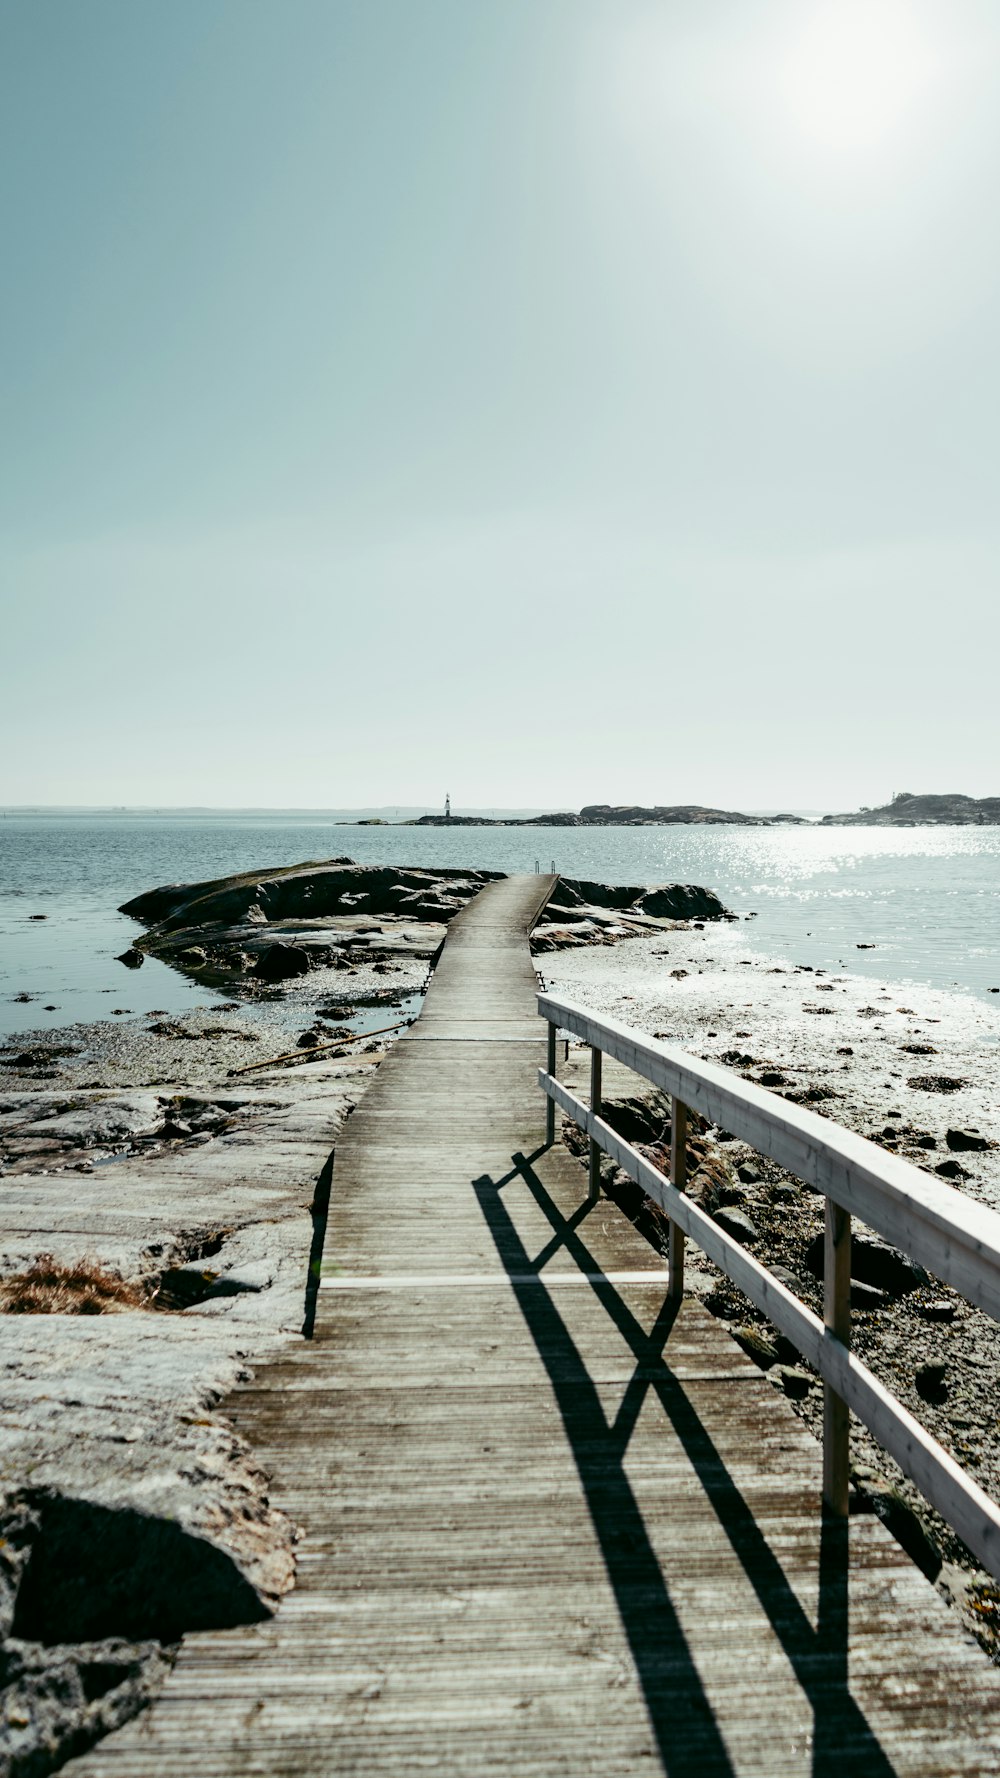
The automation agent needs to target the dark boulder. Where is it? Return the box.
[556,878,729,922]
[635,884,729,921]
[254,944,312,982]
[851,1281,890,1312]
[712,1206,759,1244]
[946,1127,991,1152]
[116,948,144,969]
[774,1365,812,1399]
[935,1158,970,1180]
[806,1230,926,1297]
[770,1265,806,1295]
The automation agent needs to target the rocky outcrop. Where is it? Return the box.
[120,863,502,987]
[556,879,729,921]
[121,862,500,931]
[577,804,800,826]
[531,879,731,953]
[412,812,582,826]
[822,793,1000,826]
[411,806,804,827]
[121,861,732,986]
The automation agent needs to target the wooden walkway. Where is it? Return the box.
[74,876,1000,1776]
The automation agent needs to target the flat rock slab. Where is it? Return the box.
[0,1050,386,1773]
[0,1059,365,1280]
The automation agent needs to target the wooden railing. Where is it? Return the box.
[538,990,1000,1581]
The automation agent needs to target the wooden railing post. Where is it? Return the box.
[668,1097,688,1304]
[589,1045,602,1202]
[823,1200,852,1516]
[545,1021,556,1146]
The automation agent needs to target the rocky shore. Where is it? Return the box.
[0,1028,384,1776]
[3,853,999,1768]
[539,922,1000,1656]
[0,861,728,1773]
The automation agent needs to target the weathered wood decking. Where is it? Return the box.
[74,875,1000,1775]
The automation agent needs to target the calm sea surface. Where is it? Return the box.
[1,817,998,1039]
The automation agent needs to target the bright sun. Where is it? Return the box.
[774,0,939,154]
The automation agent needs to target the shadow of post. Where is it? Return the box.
[473,1151,898,1778]
[473,1169,735,1777]
[302,1148,335,1340]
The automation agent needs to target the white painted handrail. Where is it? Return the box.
[538,990,1000,1582]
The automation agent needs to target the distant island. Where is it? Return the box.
[409,803,806,828]
[821,792,1000,827]
[402,793,1000,828]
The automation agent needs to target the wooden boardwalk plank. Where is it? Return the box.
[71,875,1000,1777]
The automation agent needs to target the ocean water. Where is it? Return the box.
[1,817,998,1039]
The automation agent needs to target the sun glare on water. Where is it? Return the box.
[774,0,940,155]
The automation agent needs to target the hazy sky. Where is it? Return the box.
[3,0,999,810]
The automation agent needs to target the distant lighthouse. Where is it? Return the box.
[444,792,451,820]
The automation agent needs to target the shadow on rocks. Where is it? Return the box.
[0,1490,272,1777]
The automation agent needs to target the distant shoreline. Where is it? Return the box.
[4,790,998,826]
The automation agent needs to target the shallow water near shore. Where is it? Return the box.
[1,816,999,1038]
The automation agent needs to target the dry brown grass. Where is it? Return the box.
[0,1254,149,1315]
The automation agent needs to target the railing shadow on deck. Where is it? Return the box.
[302,1147,335,1340]
[473,1149,897,1778]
